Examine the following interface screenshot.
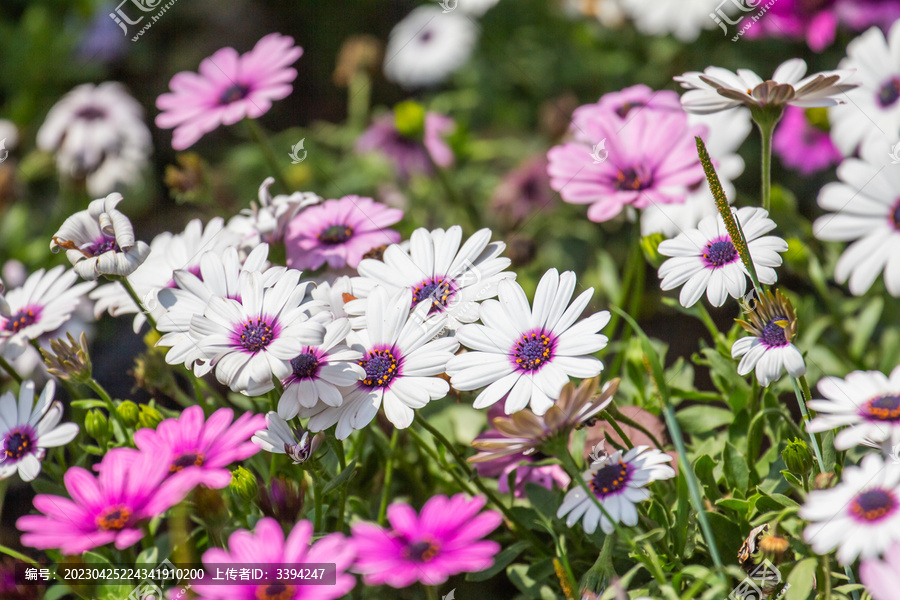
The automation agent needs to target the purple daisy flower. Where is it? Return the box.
[773,106,842,174]
[356,112,455,180]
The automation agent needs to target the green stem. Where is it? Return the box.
[378,429,400,525]
[823,555,832,600]
[424,585,439,600]
[0,355,22,384]
[605,234,645,377]
[116,276,158,331]
[601,411,634,449]
[758,119,775,213]
[245,119,291,192]
[0,544,38,565]
[335,439,349,534]
[313,473,324,533]
[791,376,825,474]
[695,303,725,347]
[347,71,371,132]
[609,408,665,450]
[86,378,112,404]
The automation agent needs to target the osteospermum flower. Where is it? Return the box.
[547,98,707,223]
[36,82,151,195]
[556,446,675,535]
[356,112,455,180]
[284,196,402,270]
[351,494,501,587]
[91,217,241,333]
[807,366,900,450]
[472,425,570,498]
[278,318,364,419]
[813,147,900,296]
[801,453,900,564]
[675,58,857,115]
[0,381,78,482]
[350,226,514,330]
[383,5,478,89]
[0,266,94,359]
[50,193,150,280]
[133,405,265,489]
[731,290,807,387]
[251,412,323,464]
[773,107,842,174]
[657,206,788,307]
[300,286,458,439]
[156,33,303,150]
[226,177,321,250]
[189,518,356,600]
[190,269,325,395]
[17,448,200,554]
[861,542,900,600]
[447,269,609,415]
[618,0,722,41]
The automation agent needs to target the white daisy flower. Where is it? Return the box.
[50,193,150,281]
[90,217,242,332]
[446,268,609,415]
[829,22,900,158]
[731,290,806,387]
[226,177,321,250]
[155,244,278,376]
[807,367,900,451]
[349,226,514,331]
[0,380,79,481]
[556,446,675,535]
[310,276,355,320]
[278,318,365,420]
[456,0,500,16]
[801,453,900,564]
[251,412,323,465]
[0,119,19,154]
[299,286,459,439]
[657,206,787,307]
[36,82,151,196]
[384,5,478,89]
[0,266,94,359]
[190,269,325,396]
[675,58,857,115]
[812,147,900,296]
[619,0,718,42]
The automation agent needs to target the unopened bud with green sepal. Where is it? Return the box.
[783,438,813,477]
[229,467,258,501]
[137,404,163,429]
[117,401,140,428]
[85,409,108,441]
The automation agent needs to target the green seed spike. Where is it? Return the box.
[695,136,763,294]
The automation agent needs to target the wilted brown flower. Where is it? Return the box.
[41,331,92,383]
[333,35,383,87]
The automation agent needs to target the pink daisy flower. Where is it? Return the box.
[773,106,842,174]
[356,112,455,180]
[547,97,707,222]
[284,196,402,270]
[132,405,265,489]
[861,542,900,600]
[190,518,356,600]
[156,33,303,150]
[351,494,502,587]
[16,448,200,554]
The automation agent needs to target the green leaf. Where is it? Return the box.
[780,470,803,489]
[70,400,108,409]
[715,498,751,514]
[524,482,559,519]
[785,557,817,600]
[676,405,734,434]
[322,460,358,495]
[467,541,530,582]
[850,297,883,359]
[723,442,750,492]
[821,430,836,473]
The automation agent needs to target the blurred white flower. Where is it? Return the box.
[619,0,718,42]
[252,412,324,465]
[227,177,320,250]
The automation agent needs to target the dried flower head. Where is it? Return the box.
[41,331,92,383]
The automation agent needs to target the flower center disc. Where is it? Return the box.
[3,429,33,460]
[615,101,645,118]
[220,83,250,106]
[318,224,354,245]
[291,351,320,379]
[850,489,896,522]
[702,238,738,267]
[239,318,274,353]
[255,583,295,600]
[862,395,900,422]
[170,452,205,472]
[405,539,441,562]
[889,199,900,231]
[96,505,132,531]
[511,331,554,372]
[878,77,900,108]
[75,106,107,121]
[411,276,455,314]
[613,167,649,191]
[760,318,789,348]
[87,236,121,257]
[590,461,630,498]
[4,308,39,333]
[360,348,400,388]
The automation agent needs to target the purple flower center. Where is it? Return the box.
[404,538,440,562]
[702,238,739,268]
[615,101,645,118]
[3,307,40,333]
[511,330,555,372]
[75,105,107,121]
[3,428,34,460]
[86,236,121,257]
[290,351,321,379]
[96,504,132,531]
[360,347,401,388]
[860,395,900,422]
[255,583,295,600]
[419,29,434,43]
[411,276,456,314]
[318,224,354,245]
[170,452,204,472]
[889,199,900,231]
[760,318,789,348]
[238,318,275,353]
[613,167,650,192]
[219,83,250,106]
[850,488,897,523]
[590,461,631,498]
[878,77,900,108]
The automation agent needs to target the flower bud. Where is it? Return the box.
[229,467,259,502]
[117,400,140,428]
[84,409,108,441]
[782,438,813,477]
[41,332,92,384]
[394,101,425,140]
[137,404,163,430]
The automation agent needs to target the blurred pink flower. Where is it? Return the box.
[490,157,555,226]
[861,542,900,600]
[285,196,402,270]
[156,33,303,150]
[356,112,454,179]
[773,107,842,174]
